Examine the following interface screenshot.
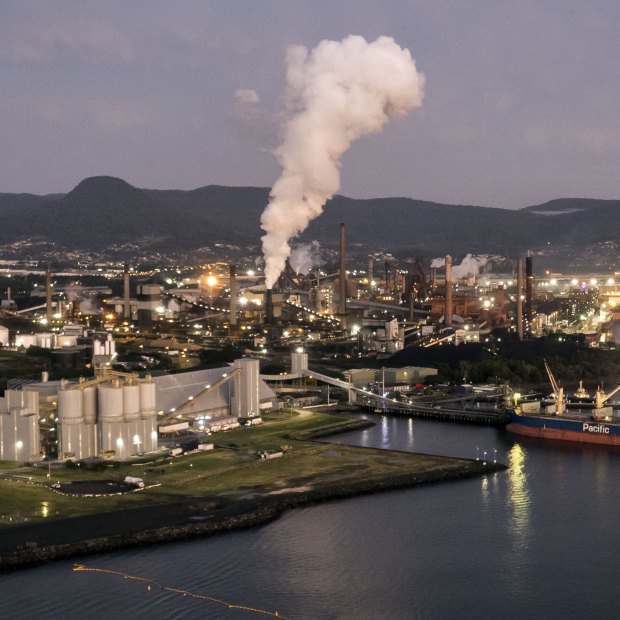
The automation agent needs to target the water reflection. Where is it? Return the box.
[507,443,531,545]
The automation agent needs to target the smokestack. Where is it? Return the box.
[6,286,11,301]
[445,255,453,328]
[516,257,524,341]
[339,222,346,316]
[123,263,131,320]
[229,264,238,327]
[431,267,437,293]
[46,263,52,322]
[368,257,374,284]
[265,289,274,324]
[525,253,534,333]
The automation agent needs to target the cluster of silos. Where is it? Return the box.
[0,390,40,461]
[93,334,116,356]
[57,377,157,460]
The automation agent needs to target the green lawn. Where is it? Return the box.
[0,410,475,527]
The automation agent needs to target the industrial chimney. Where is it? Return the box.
[525,253,534,333]
[229,264,238,327]
[265,289,274,324]
[516,257,524,340]
[123,263,131,320]
[338,223,347,317]
[46,263,52,322]
[445,255,453,328]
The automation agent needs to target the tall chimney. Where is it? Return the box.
[46,263,52,322]
[265,289,274,324]
[525,253,534,333]
[431,267,437,293]
[339,223,346,316]
[368,257,374,284]
[229,263,238,327]
[445,255,453,328]
[123,263,131,320]
[516,257,524,340]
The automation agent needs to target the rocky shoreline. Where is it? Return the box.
[0,417,507,571]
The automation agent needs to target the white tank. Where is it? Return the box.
[82,386,97,424]
[139,381,156,415]
[98,384,124,421]
[123,384,140,420]
[58,389,84,423]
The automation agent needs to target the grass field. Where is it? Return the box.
[0,410,483,528]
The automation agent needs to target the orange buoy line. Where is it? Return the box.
[73,564,289,618]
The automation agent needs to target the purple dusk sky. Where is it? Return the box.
[2,0,619,209]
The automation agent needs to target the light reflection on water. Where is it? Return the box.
[2,414,620,619]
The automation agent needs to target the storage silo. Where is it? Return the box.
[234,358,260,419]
[139,380,158,452]
[123,383,141,454]
[98,383,125,456]
[57,388,85,459]
[80,385,98,456]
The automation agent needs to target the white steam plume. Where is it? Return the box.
[290,241,322,275]
[432,254,488,279]
[260,35,425,288]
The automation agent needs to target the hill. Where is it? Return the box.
[0,177,618,262]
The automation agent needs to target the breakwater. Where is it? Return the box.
[0,458,505,571]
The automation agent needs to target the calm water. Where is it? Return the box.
[2,414,620,620]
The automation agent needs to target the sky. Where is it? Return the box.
[1,0,620,209]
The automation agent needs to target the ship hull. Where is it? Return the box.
[507,412,620,446]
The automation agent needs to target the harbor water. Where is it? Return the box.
[1,413,620,619]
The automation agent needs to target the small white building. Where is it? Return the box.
[0,325,9,347]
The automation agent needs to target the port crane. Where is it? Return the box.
[544,359,565,415]
[594,384,620,410]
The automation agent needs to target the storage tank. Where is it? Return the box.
[122,384,140,421]
[139,381,156,417]
[58,388,84,423]
[98,383,124,421]
[234,358,260,418]
[82,386,97,424]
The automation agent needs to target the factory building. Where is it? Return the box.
[0,390,40,461]
[56,375,158,460]
[155,359,275,432]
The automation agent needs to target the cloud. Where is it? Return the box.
[234,89,260,104]
[0,13,137,63]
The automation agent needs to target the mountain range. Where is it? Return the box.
[0,176,618,265]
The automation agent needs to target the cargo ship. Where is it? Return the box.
[508,362,620,445]
[507,407,620,446]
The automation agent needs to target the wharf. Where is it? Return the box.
[360,402,509,425]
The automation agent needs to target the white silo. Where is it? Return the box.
[81,385,98,456]
[139,380,157,452]
[0,390,40,461]
[82,386,97,424]
[234,358,260,419]
[98,382,125,457]
[57,388,86,459]
[123,383,141,454]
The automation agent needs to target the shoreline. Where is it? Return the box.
[0,417,507,571]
